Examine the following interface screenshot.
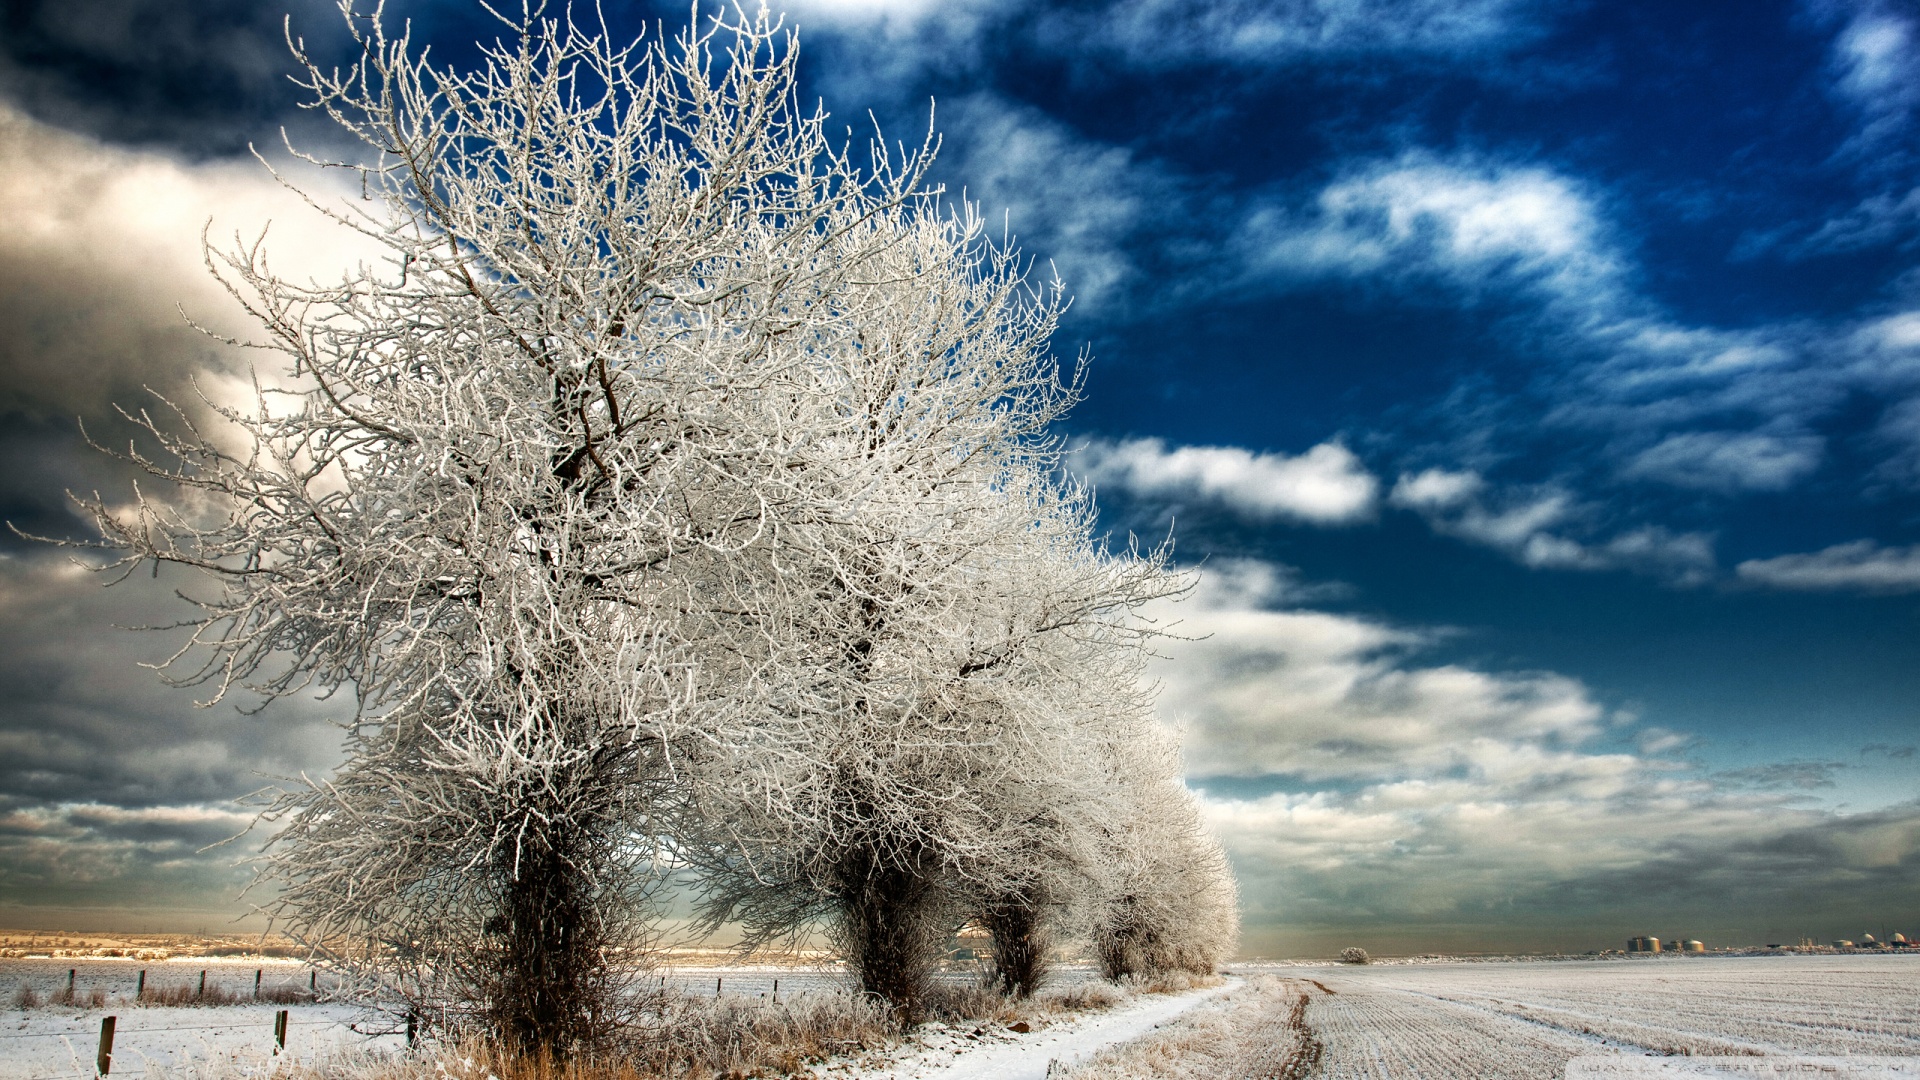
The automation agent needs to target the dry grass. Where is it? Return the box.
[9,983,109,1009]
[1125,970,1225,995]
[4,979,313,1009]
[1043,981,1126,1012]
[919,977,1127,1028]
[136,983,243,1007]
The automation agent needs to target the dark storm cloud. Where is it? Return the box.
[1538,801,1920,930]
[0,555,347,919]
[0,102,364,921]
[0,0,348,156]
[0,101,379,547]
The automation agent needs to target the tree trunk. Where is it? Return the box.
[1096,895,1145,981]
[489,827,604,1059]
[982,896,1049,998]
[835,844,947,1024]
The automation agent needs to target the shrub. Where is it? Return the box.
[1339,947,1370,965]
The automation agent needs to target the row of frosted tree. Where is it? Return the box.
[69,2,1237,1057]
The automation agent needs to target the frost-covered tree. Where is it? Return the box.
[670,246,1188,1015]
[57,0,1229,1045]
[1092,728,1240,981]
[60,1,944,1055]
[958,565,1174,999]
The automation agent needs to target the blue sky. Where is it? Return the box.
[0,0,1915,955]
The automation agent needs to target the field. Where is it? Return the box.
[4,954,1916,1078]
[1062,955,1920,1079]
[1304,954,1920,1072]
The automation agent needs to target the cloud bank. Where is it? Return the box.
[1152,559,1920,954]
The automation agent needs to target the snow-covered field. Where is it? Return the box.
[1301,954,1920,1072]
[0,1000,402,1080]
[5,955,1915,1078]
[1060,955,1920,1079]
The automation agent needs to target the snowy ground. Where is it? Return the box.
[1301,953,1920,1074]
[7,955,1913,1078]
[0,1002,403,1080]
[0,958,1221,1080]
[825,978,1233,1080]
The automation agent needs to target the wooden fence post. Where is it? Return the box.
[95,1016,115,1076]
[772,978,778,1003]
[255,970,262,999]
[715,977,722,996]
[274,1009,289,1052]
[405,1010,417,1047]
[135,971,144,999]
[197,970,206,998]
[309,970,317,993]
[67,969,76,994]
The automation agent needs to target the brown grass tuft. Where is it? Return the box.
[138,983,242,1007]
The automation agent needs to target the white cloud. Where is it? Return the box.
[1388,469,1718,581]
[1036,0,1544,69]
[1245,155,1624,308]
[1160,561,1610,781]
[1736,540,1920,593]
[1798,185,1920,254]
[1828,4,1920,146]
[1076,437,1379,524]
[1234,148,1920,509]
[936,96,1175,309]
[1834,12,1916,100]
[1386,467,1482,511]
[792,0,1543,69]
[1620,431,1825,493]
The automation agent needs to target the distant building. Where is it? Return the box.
[1834,940,1856,948]
[1681,939,1705,953]
[1627,936,1662,953]
[1893,933,1910,947]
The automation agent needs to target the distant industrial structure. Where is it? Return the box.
[1627,936,1706,953]
[1620,931,1913,955]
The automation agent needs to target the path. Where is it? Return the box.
[868,979,1237,1080]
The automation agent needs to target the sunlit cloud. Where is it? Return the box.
[1158,559,1612,781]
[1076,437,1379,524]
[1245,154,1623,305]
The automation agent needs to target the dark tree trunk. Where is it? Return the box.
[982,896,1049,998]
[1096,895,1147,981]
[488,825,605,1059]
[835,844,947,1024]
